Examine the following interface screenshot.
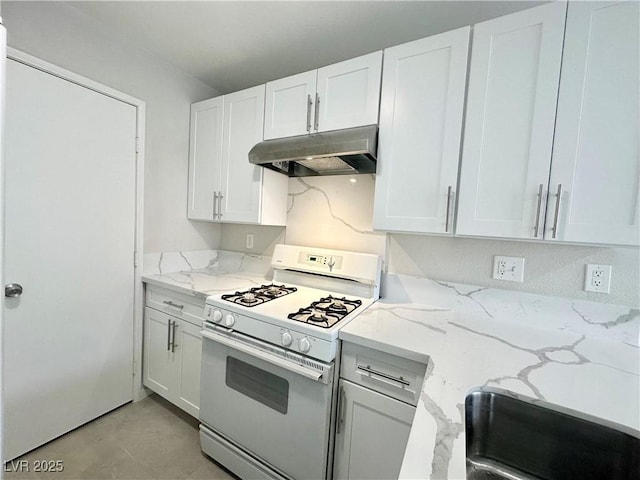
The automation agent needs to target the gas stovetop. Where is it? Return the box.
[220,284,362,328]
[203,244,382,362]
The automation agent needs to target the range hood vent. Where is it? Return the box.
[248,125,377,177]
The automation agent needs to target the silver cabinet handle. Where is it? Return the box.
[445,185,453,233]
[5,283,23,298]
[357,365,410,386]
[167,320,173,351]
[217,191,223,219]
[212,191,218,220]
[163,300,184,310]
[306,94,313,133]
[171,321,178,352]
[533,183,544,238]
[551,184,562,239]
[313,93,320,132]
[337,385,346,435]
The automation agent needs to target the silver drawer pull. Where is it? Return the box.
[163,300,184,310]
[357,365,410,386]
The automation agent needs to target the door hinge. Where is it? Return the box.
[135,137,141,154]
[133,250,138,268]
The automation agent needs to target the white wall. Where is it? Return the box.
[1,1,221,253]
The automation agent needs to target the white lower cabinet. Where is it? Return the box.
[333,379,415,480]
[143,287,203,418]
[334,342,427,480]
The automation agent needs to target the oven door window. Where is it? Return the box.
[225,355,289,414]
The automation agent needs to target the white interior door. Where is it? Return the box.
[3,58,137,460]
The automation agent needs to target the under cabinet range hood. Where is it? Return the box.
[248,124,377,177]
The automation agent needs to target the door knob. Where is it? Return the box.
[5,283,23,298]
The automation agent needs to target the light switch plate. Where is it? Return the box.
[493,256,525,282]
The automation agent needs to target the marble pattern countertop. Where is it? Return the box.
[141,250,272,299]
[339,274,639,480]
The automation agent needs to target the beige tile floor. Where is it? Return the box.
[3,394,236,480]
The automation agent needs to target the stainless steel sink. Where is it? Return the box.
[465,387,640,480]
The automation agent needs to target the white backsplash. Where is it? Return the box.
[286,175,386,258]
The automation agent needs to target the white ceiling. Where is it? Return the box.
[65,0,545,94]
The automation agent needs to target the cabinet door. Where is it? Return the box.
[143,307,177,399]
[174,320,202,418]
[220,84,266,223]
[373,27,470,233]
[333,380,415,480]
[316,51,382,133]
[546,1,639,246]
[188,97,223,221]
[456,2,566,239]
[264,70,317,139]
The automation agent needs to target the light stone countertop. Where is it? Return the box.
[339,274,640,480]
[141,257,639,480]
[141,250,273,300]
[142,269,270,300]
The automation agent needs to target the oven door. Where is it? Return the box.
[200,326,335,480]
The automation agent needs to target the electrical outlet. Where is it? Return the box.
[245,233,254,249]
[584,264,611,293]
[493,256,525,282]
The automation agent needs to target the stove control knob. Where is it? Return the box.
[298,337,311,353]
[224,314,235,327]
[281,331,293,347]
[212,309,223,323]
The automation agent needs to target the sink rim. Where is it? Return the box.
[465,386,640,440]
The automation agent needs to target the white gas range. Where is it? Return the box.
[199,244,382,480]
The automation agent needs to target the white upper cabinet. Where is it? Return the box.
[188,85,288,225]
[263,70,317,139]
[373,27,470,233]
[456,2,567,239]
[546,1,639,246]
[315,51,382,133]
[263,51,382,139]
[187,97,223,221]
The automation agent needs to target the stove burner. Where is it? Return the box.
[222,284,297,307]
[328,300,347,312]
[308,309,328,322]
[287,296,362,328]
[264,285,283,297]
[241,293,258,304]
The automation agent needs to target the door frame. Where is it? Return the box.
[2,48,147,403]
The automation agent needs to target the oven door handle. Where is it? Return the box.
[201,329,328,383]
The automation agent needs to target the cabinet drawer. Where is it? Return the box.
[341,342,427,406]
[145,285,205,327]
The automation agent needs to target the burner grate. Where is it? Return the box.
[222,284,297,307]
[287,296,362,328]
